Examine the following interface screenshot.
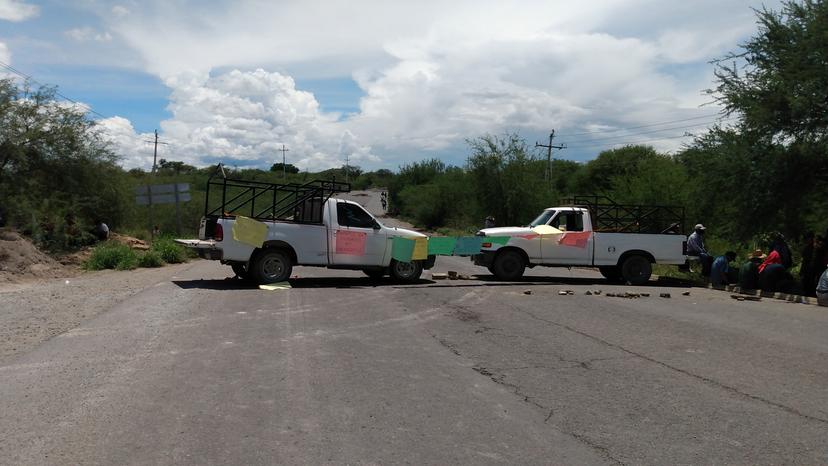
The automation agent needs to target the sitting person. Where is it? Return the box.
[686,224,712,275]
[738,250,765,290]
[817,268,828,307]
[710,251,737,287]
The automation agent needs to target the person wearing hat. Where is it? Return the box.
[687,224,712,275]
[738,249,766,290]
[816,268,828,307]
[484,215,496,229]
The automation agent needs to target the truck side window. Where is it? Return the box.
[550,212,584,232]
[337,203,375,229]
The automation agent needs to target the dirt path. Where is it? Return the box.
[0,261,203,363]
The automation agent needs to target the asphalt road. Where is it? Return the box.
[2,194,828,465]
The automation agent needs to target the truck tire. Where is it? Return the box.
[621,255,652,285]
[492,250,526,281]
[389,260,422,282]
[251,249,293,284]
[599,266,622,282]
[363,268,386,280]
[231,262,250,280]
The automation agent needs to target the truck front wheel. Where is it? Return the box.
[599,266,622,282]
[492,250,526,281]
[231,262,250,280]
[389,260,422,282]
[621,255,652,285]
[251,249,293,284]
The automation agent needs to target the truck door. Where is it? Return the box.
[328,202,387,266]
[541,210,593,265]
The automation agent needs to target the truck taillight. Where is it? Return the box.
[215,223,224,241]
[482,242,492,248]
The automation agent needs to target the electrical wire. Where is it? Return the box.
[560,112,726,137]
[562,115,738,145]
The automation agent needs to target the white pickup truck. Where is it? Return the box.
[473,203,687,285]
[177,168,434,284]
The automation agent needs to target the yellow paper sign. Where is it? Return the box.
[412,237,428,260]
[233,216,268,248]
[531,224,563,236]
[259,282,291,291]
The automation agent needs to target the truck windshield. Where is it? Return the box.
[529,210,556,227]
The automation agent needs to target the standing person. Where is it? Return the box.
[687,224,712,275]
[484,216,496,229]
[817,268,828,307]
[801,232,816,296]
[710,251,737,287]
[93,219,110,241]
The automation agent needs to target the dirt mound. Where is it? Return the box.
[109,233,150,250]
[0,230,69,283]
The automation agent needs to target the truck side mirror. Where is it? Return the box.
[372,220,381,230]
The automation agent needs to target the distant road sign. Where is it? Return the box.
[135,183,191,205]
[135,192,191,205]
[134,183,189,196]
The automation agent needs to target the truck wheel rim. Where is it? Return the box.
[394,261,415,278]
[263,256,285,279]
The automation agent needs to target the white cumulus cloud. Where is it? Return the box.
[0,0,38,22]
[86,0,780,168]
[102,69,376,170]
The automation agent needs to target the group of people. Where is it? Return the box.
[687,224,828,306]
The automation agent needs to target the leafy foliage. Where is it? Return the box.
[84,242,138,270]
[151,236,188,264]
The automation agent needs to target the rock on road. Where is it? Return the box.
[1,190,827,465]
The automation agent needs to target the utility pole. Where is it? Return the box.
[278,144,289,181]
[535,130,566,182]
[144,129,169,239]
[344,153,350,184]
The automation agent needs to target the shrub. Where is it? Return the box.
[152,237,187,264]
[84,242,138,270]
[138,250,164,268]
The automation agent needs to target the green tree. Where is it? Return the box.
[698,0,828,239]
[269,162,299,174]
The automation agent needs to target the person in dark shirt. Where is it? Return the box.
[710,251,737,287]
[817,269,828,307]
[801,232,815,296]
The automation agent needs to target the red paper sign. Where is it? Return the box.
[558,231,591,248]
[335,230,367,255]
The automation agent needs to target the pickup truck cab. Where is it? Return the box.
[473,205,687,285]
[179,197,434,284]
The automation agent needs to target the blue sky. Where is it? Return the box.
[0,0,778,171]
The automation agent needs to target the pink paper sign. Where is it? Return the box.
[336,230,367,255]
[558,231,591,248]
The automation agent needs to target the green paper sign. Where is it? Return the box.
[487,236,510,245]
[391,236,416,262]
[428,236,457,255]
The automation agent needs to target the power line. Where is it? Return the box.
[0,59,167,147]
[560,112,727,137]
[566,132,698,149]
[562,115,738,145]
[0,60,110,120]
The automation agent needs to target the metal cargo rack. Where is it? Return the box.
[561,195,685,235]
[204,164,350,224]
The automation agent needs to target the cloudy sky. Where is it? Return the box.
[0,0,776,171]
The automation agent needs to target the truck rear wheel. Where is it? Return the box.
[231,262,250,280]
[621,255,652,285]
[599,266,622,282]
[363,268,386,280]
[492,250,526,281]
[251,249,293,284]
[389,260,422,282]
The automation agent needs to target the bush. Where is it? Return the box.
[152,237,187,264]
[84,242,138,270]
[138,250,164,268]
